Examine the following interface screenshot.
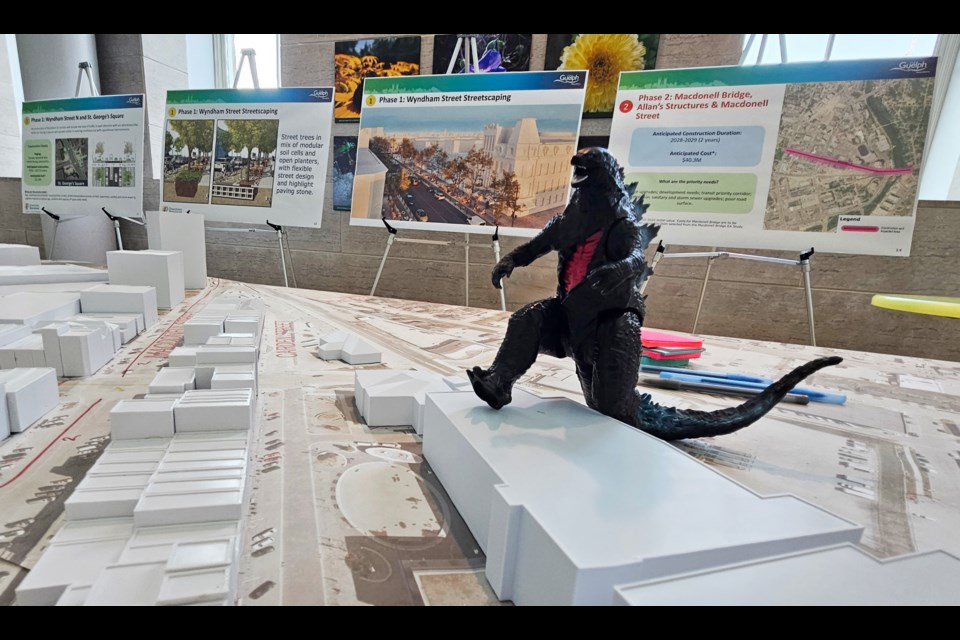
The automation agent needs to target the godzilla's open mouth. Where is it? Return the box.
[571,165,588,185]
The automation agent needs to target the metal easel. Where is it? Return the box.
[643,242,819,346]
[205,50,295,288]
[101,207,145,250]
[369,36,507,311]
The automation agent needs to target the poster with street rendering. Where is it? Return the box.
[21,94,144,217]
[161,88,334,228]
[349,71,587,237]
[608,58,936,256]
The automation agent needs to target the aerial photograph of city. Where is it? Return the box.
[351,104,582,230]
[765,76,934,231]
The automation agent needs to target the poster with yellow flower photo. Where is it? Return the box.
[545,34,660,117]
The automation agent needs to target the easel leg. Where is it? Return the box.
[801,259,816,346]
[692,253,716,334]
[492,237,506,312]
[114,220,123,250]
[464,233,470,307]
[276,229,289,288]
[370,234,395,296]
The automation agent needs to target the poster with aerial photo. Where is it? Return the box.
[333,136,358,211]
[21,94,144,217]
[545,34,660,118]
[607,58,937,256]
[432,34,532,74]
[335,36,421,122]
[161,88,334,228]
[350,71,587,237]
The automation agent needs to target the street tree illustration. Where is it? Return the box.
[123,141,134,159]
[95,142,104,157]
[491,169,522,225]
[167,119,214,197]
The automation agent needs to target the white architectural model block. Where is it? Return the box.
[59,325,115,377]
[82,562,167,606]
[0,323,32,347]
[0,243,41,266]
[168,346,202,367]
[421,390,864,606]
[110,398,177,440]
[355,370,465,435]
[106,250,185,309]
[195,347,257,388]
[148,367,197,394]
[173,389,255,432]
[223,317,260,336]
[14,537,130,606]
[183,316,224,345]
[0,264,107,285]
[0,382,8,440]
[0,334,47,368]
[64,484,149,520]
[56,585,92,606]
[81,285,159,329]
[317,330,381,365]
[73,313,142,343]
[210,369,257,393]
[33,323,69,376]
[135,491,245,528]
[0,292,81,326]
[146,211,208,289]
[613,544,960,606]
[155,566,232,605]
[0,368,59,432]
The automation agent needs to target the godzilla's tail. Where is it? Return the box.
[635,356,842,441]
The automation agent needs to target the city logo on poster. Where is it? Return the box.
[891,60,928,73]
[309,89,330,100]
[554,74,583,85]
[127,96,142,106]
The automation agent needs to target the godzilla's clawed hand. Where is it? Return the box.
[586,263,628,296]
[492,257,515,289]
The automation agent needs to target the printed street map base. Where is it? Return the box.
[2,279,959,605]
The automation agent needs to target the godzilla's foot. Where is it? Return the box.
[467,366,513,410]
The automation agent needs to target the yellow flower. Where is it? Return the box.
[559,34,647,113]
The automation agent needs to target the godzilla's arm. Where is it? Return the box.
[586,218,657,295]
[491,216,560,288]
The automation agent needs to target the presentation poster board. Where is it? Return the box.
[161,88,334,228]
[21,94,145,217]
[350,71,587,237]
[608,58,937,256]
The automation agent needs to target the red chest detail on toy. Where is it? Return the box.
[563,231,603,294]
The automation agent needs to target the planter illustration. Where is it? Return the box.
[174,168,203,197]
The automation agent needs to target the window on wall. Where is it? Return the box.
[740,34,937,64]
[229,34,279,89]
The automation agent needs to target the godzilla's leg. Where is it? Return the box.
[468,297,566,410]
[587,311,643,424]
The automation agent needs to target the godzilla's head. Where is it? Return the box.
[570,147,626,191]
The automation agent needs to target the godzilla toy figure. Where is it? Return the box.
[467,147,841,441]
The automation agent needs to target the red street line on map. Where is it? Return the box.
[121,279,222,377]
[783,148,913,176]
[0,398,103,490]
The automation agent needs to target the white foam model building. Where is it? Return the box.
[354,370,470,435]
[0,380,8,439]
[317,330,381,365]
[0,243,41,266]
[148,367,197,394]
[110,398,178,440]
[0,334,46,369]
[420,389,865,606]
[73,313,143,343]
[146,211,208,289]
[0,368,59,434]
[80,285,159,329]
[106,250,185,309]
[0,292,80,326]
[0,264,107,285]
[613,544,960,606]
[183,316,225,346]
